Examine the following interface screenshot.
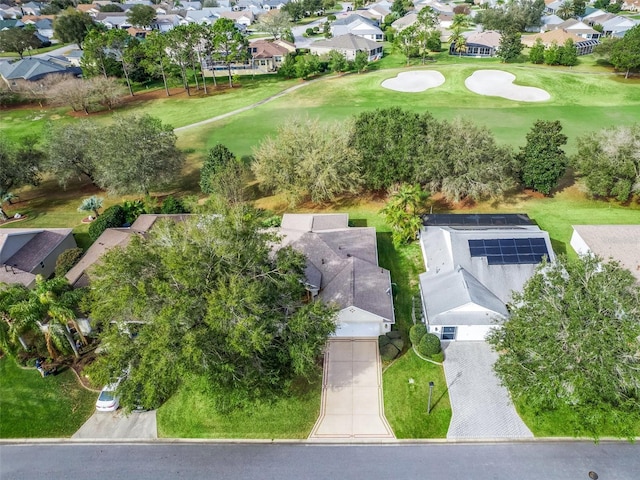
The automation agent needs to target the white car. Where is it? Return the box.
[96,382,120,412]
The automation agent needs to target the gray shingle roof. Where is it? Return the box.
[0,57,80,81]
[312,33,381,51]
[279,213,395,322]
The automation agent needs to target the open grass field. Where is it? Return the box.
[157,374,322,438]
[0,357,96,438]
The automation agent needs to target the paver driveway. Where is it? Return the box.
[443,341,533,440]
[309,339,395,441]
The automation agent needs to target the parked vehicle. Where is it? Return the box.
[96,382,120,412]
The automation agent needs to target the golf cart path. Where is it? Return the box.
[174,79,321,133]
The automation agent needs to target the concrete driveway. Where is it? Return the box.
[72,410,157,440]
[309,338,394,441]
[443,341,533,440]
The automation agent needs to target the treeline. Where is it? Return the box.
[246,108,640,206]
[0,114,184,214]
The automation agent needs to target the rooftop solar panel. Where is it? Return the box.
[468,238,549,265]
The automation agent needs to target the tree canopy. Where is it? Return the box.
[0,28,41,58]
[85,208,336,411]
[487,254,640,439]
[517,120,568,195]
[53,8,95,48]
[573,124,640,202]
[475,0,545,32]
[252,117,362,206]
[126,4,157,28]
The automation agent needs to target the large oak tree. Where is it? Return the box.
[85,208,336,411]
[487,254,640,439]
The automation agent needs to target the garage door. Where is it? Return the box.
[333,322,381,338]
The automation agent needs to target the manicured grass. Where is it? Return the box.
[183,63,640,158]
[0,43,72,57]
[0,75,299,141]
[383,349,451,438]
[156,374,322,438]
[514,400,640,438]
[0,357,96,438]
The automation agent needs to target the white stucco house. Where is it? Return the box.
[279,213,395,337]
[418,214,555,341]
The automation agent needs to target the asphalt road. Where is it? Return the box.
[1,442,639,480]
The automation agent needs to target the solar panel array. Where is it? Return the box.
[468,238,549,265]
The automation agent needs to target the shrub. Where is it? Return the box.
[160,195,187,214]
[260,215,281,228]
[409,323,427,346]
[55,247,84,277]
[88,205,126,241]
[387,330,402,339]
[430,351,444,363]
[390,337,404,352]
[305,28,314,36]
[380,342,400,361]
[378,334,391,348]
[121,199,146,224]
[416,333,441,357]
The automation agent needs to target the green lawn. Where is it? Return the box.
[156,374,322,438]
[383,349,451,438]
[0,43,72,57]
[0,357,96,438]
[182,63,640,158]
[514,399,640,439]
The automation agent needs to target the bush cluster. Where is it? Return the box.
[88,205,126,241]
[409,323,427,346]
[54,248,84,277]
[378,331,404,361]
[416,333,441,357]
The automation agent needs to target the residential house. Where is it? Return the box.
[94,13,133,29]
[391,12,418,31]
[180,1,204,10]
[553,18,601,39]
[247,38,295,72]
[0,19,24,31]
[0,228,76,288]
[622,0,640,11]
[183,8,226,25]
[599,15,639,37]
[20,2,44,16]
[521,29,599,55]
[219,10,255,26]
[233,0,262,14]
[278,213,395,337]
[570,225,640,283]
[0,4,22,19]
[21,17,55,41]
[330,14,384,42]
[65,214,191,288]
[416,0,452,15]
[154,14,182,31]
[540,14,564,30]
[0,57,82,84]
[310,33,384,61]
[263,0,290,10]
[544,0,564,15]
[418,214,555,341]
[76,3,103,15]
[449,30,501,57]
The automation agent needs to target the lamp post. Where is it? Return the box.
[427,381,434,414]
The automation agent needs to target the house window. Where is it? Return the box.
[441,326,456,340]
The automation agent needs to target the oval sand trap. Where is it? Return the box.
[465,70,550,102]
[381,70,445,93]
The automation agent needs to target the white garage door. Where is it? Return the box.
[333,322,381,338]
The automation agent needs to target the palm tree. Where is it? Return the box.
[78,195,104,218]
[451,13,469,30]
[0,190,17,222]
[556,1,575,20]
[450,27,467,57]
[381,184,430,247]
[0,284,37,356]
[3,277,87,359]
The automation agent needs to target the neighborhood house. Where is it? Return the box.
[418,214,555,341]
[278,213,395,337]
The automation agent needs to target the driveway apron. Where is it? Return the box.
[443,341,533,440]
[72,410,157,439]
[309,338,395,441]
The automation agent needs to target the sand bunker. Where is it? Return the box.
[465,70,550,102]
[381,70,445,93]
